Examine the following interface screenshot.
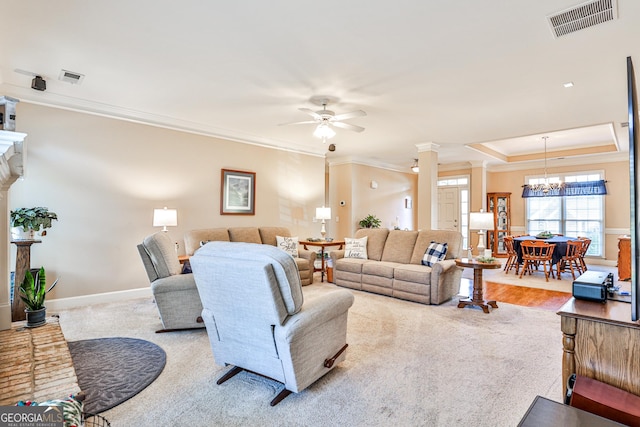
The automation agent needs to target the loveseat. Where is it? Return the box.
[184,227,315,285]
[330,228,463,305]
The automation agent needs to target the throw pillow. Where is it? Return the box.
[17,393,84,427]
[422,241,448,267]
[276,235,299,257]
[345,236,368,259]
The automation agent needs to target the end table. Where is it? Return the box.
[300,240,345,282]
[455,258,501,313]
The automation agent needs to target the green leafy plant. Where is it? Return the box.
[10,207,58,233]
[359,214,382,229]
[19,267,59,311]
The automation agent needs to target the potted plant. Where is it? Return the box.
[10,207,58,240]
[359,214,382,229]
[19,267,59,327]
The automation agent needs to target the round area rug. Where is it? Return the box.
[68,337,166,414]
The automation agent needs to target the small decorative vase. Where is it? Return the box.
[25,307,46,327]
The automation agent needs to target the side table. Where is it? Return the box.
[300,240,345,282]
[455,258,501,313]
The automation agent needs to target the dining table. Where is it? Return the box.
[512,235,579,267]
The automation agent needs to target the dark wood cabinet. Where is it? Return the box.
[487,192,511,257]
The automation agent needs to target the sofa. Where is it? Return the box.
[330,228,463,305]
[184,226,315,285]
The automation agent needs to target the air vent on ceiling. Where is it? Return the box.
[58,69,85,85]
[547,0,617,38]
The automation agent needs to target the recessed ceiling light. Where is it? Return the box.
[563,82,574,88]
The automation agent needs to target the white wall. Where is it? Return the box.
[6,103,325,302]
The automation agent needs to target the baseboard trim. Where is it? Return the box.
[46,287,152,311]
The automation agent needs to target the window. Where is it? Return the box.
[525,172,604,257]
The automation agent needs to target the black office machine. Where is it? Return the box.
[572,271,613,303]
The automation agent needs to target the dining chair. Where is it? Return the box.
[520,240,556,282]
[577,237,592,273]
[557,240,583,280]
[503,236,519,274]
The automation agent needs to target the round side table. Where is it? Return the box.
[455,258,501,313]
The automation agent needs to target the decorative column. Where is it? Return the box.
[0,129,27,330]
[416,142,439,230]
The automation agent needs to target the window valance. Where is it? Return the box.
[521,180,608,198]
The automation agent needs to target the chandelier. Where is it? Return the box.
[529,136,563,194]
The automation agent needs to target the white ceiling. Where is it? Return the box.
[1,0,638,171]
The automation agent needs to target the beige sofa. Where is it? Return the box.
[330,228,463,304]
[184,227,315,285]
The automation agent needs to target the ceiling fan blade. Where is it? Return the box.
[278,120,318,126]
[299,108,323,120]
[332,110,366,121]
[332,121,365,133]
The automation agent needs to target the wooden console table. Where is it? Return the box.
[455,258,501,313]
[10,239,41,322]
[300,240,344,282]
[557,298,640,399]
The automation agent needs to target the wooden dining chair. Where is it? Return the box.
[503,236,519,274]
[577,237,591,273]
[557,240,583,280]
[520,240,556,282]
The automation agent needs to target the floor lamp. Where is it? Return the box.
[469,210,494,257]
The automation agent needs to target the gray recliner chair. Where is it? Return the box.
[190,241,354,406]
[137,232,205,332]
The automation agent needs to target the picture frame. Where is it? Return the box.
[220,169,256,215]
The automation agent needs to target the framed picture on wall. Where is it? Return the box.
[220,169,256,215]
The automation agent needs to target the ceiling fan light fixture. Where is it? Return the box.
[313,123,336,140]
[411,159,419,173]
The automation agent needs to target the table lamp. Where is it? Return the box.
[316,206,331,240]
[153,207,177,232]
[469,210,494,257]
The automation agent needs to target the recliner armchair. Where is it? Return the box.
[137,232,205,332]
[190,241,354,405]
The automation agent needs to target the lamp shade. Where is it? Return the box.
[469,211,494,231]
[316,207,331,220]
[313,123,336,139]
[153,207,177,231]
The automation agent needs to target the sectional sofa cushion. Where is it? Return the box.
[228,227,262,243]
[184,228,230,256]
[353,228,389,261]
[258,226,292,246]
[410,229,462,264]
[345,236,368,259]
[422,241,448,267]
[381,230,418,263]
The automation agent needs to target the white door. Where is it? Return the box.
[438,187,459,231]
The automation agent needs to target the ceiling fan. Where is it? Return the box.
[280,98,366,140]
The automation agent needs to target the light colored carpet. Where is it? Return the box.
[57,284,564,427]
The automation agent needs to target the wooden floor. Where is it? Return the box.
[459,278,572,311]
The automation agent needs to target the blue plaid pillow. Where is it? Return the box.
[422,241,448,266]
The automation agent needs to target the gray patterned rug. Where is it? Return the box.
[68,337,166,414]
